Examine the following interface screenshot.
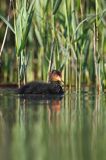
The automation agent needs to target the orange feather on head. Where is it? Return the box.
[49,70,62,83]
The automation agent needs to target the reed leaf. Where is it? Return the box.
[18,10,34,56]
[53,0,62,14]
[45,0,50,12]
[34,24,43,47]
[1,0,106,89]
[0,15,15,34]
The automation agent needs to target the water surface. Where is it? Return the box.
[0,88,106,160]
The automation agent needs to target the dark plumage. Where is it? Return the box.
[17,82,64,94]
[17,70,64,95]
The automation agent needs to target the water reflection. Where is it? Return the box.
[0,90,106,160]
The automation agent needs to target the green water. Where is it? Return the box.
[0,89,106,160]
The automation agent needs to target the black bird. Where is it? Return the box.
[17,70,64,95]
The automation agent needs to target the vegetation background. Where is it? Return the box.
[0,0,106,91]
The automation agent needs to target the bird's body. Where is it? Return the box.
[17,70,64,95]
[17,81,64,95]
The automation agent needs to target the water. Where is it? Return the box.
[0,88,106,160]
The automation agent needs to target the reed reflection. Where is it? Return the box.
[0,91,106,160]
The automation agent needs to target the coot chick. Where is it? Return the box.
[17,70,64,95]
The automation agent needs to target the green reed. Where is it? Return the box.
[14,0,35,85]
[1,0,106,90]
[0,0,35,85]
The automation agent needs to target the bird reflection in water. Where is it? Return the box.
[18,94,63,126]
[47,99,62,126]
